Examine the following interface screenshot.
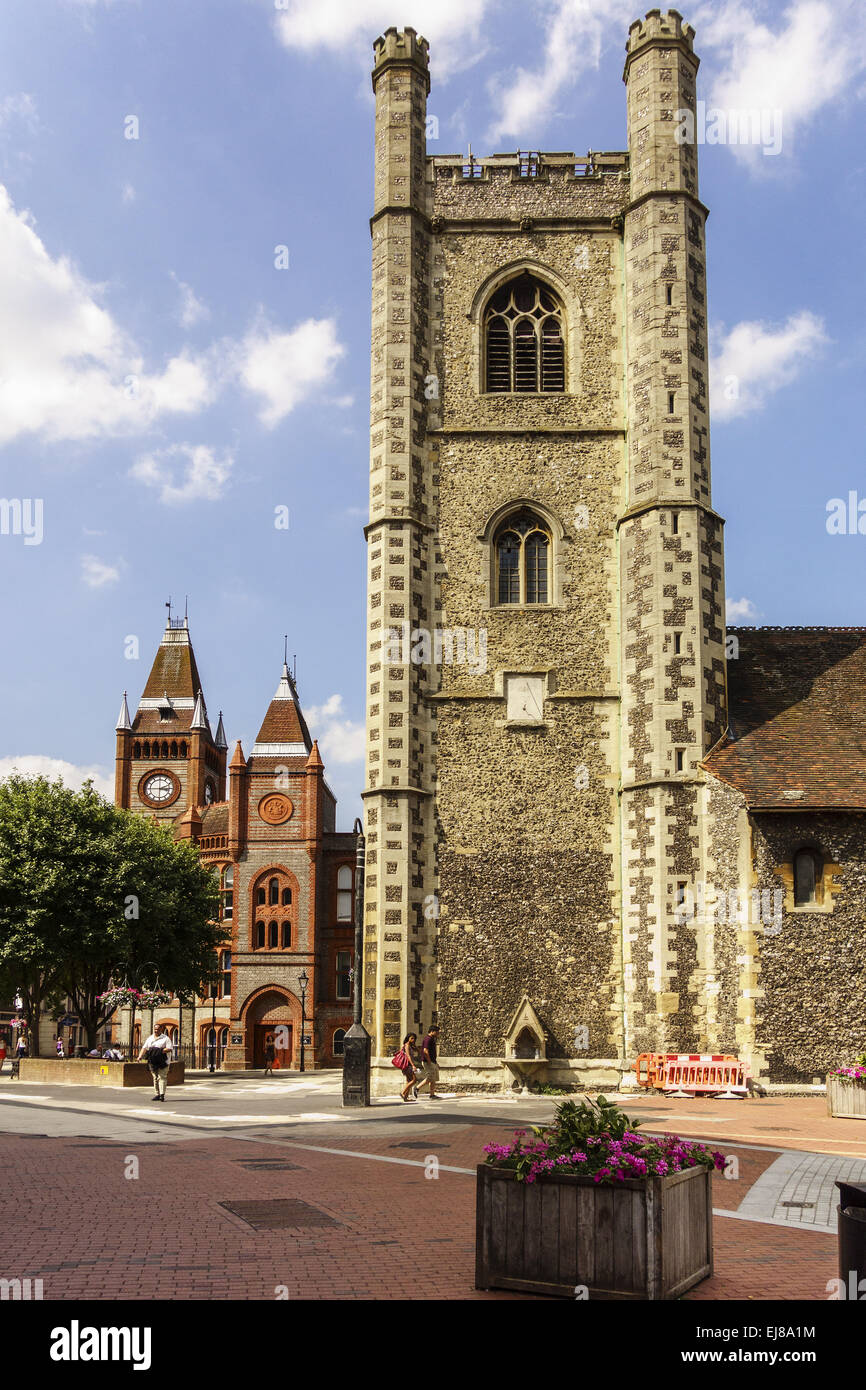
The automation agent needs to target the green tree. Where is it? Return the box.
[0,775,221,1053]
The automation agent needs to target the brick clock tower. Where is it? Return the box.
[114,614,227,823]
[362,12,727,1092]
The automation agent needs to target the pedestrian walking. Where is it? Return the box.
[137,1022,173,1101]
[55,1038,65,1059]
[415,1024,441,1099]
[396,1031,422,1102]
[15,1033,27,1058]
[263,1036,276,1076]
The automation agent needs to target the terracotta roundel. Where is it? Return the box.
[258,793,294,825]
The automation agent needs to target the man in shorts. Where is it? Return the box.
[416,1025,441,1100]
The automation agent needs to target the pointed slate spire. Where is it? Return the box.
[214,711,227,751]
[116,691,132,732]
[251,657,312,756]
[190,688,209,732]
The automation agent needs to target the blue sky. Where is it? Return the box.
[0,0,864,828]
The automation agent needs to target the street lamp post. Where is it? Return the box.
[298,969,309,1073]
[209,962,218,1073]
[341,817,371,1107]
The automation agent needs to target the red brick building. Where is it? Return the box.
[115,615,356,1069]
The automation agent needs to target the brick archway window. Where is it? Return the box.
[485,273,565,393]
[494,509,551,605]
[252,870,294,950]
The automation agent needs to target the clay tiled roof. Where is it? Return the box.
[704,628,866,810]
[200,802,229,834]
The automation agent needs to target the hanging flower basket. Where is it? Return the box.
[97,986,142,1011]
[137,988,173,1009]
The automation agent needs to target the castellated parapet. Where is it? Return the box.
[625,9,696,56]
[372,27,430,90]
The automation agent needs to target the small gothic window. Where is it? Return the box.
[794,848,820,906]
[255,921,265,949]
[269,877,279,906]
[494,510,551,606]
[180,741,187,757]
[256,887,266,906]
[268,921,278,948]
[281,922,291,948]
[484,273,565,393]
[134,742,141,758]
[333,1029,346,1056]
[281,888,292,906]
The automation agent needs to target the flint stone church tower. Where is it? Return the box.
[363,11,866,1093]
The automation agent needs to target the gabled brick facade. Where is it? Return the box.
[115,629,355,1070]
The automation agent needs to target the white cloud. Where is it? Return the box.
[0,94,38,134]
[121,182,136,205]
[710,311,827,420]
[693,0,866,165]
[0,185,215,445]
[273,0,490,79]
[0,184,346,450]
[81,554,121,588]
[487,0,633,142]
[0,756,114,799]
[171,272,208,328]
[305,694,365,764]
[725,596,760,623]
[236,318,345,427]
[131,443,233,505]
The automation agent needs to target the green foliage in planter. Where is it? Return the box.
[483,1093,725,1185]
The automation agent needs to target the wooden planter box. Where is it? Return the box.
[475,1162,713,1300]
[827,1075,866,1120]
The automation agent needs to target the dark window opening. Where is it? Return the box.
[484,273,565,393]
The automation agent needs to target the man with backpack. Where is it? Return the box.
[137,1022,173,1101]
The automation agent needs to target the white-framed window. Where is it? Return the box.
[337,865,353,921]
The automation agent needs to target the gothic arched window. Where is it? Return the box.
[269,877,279,906]
[494,509,552,605]
[794,848,821,906]
[485,273,565,393]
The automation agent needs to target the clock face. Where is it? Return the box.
[143,773,174,803]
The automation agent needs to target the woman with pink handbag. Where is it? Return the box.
[393,1031,421,1102]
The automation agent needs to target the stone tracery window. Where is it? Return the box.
[494,509,552,605]
[485,273,565,393]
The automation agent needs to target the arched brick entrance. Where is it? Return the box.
[242,987,299,1070]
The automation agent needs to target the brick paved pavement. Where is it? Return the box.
[0,1120,840,1301]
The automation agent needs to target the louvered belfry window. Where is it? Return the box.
[485,274,565,393]
[495,510,551,605]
